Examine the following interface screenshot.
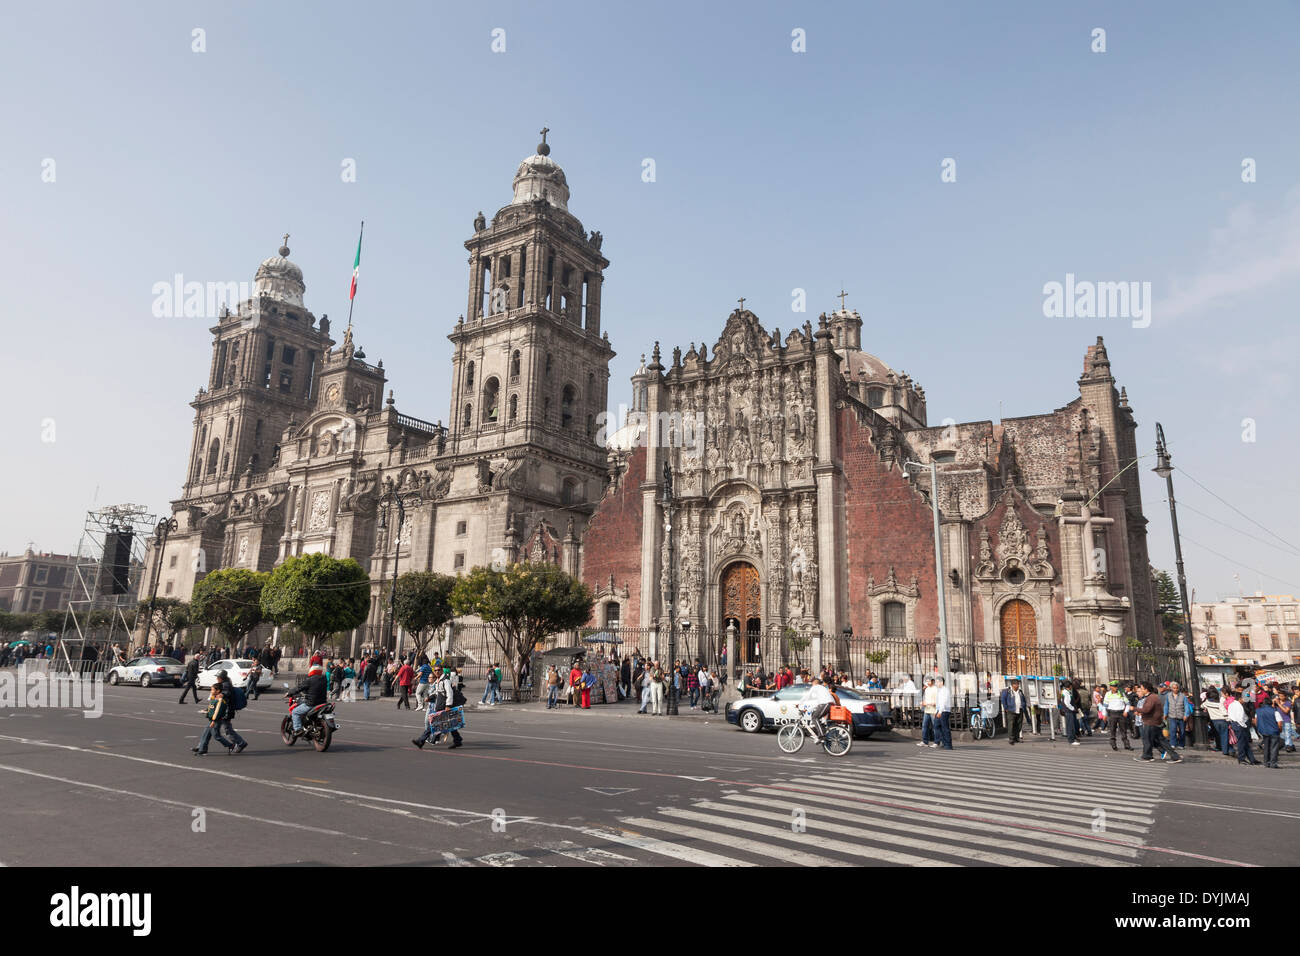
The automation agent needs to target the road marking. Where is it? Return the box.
[584,787,638,797]
[537,840,637,866]
[659,806,964,867]
[678,775,715,782]
[620,816,846,867]
[293,777,330,784]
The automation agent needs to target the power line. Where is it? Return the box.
[1179,534,1300,594]
[1174,500,1300,560]
[1175,466,1300,556]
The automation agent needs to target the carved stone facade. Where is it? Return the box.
[583,306,1159,663]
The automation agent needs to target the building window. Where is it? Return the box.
[1270,634,1281,650]
[604,602,621,627]
[1207,634,1217,650]
[883,601,906,639]
[466,361,474,389]
[1236,610,1248,624]
[561,385,575,429]
[169,555,178,569]
[463,404,472,428]
[282,346,296,365]
[867,388,884,408]
[1288,633,1299,650]
[34,566,48,585]
[482,377,500,423]
[561,477,578,505]
[165,581,174,595]
[510,351,521,380]
[1284,607,1298,625]
[1240,634,1251,650]
[456,521,467,537]
[453,553,465,570]
[279,371,293,393]
[509,394,518,423]
[28,592,44,612]
[1266,608,1278,624]
[1204,608,1215,623]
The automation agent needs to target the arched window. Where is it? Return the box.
[543,397,551,425]
[604,602,621,627]
[482,377,500,423]
[463,403,473,428]
[510,350,521,380]
[867,387,885,408]
[561,385,576,429]
[466,361,475,389]
[883,601,906,638]
[508,394,518,423]
[587,371,596,402]
[206,438,220,476]
[562,477,579,505]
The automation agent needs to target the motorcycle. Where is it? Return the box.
[281,691,338,752]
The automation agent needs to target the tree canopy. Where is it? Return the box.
[191,569,266,644]
[1153,569,1185,647]
[392,570,457,659]
[260,553,370,648]
[450,561,593,690]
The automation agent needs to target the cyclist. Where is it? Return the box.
[798,677,837,738]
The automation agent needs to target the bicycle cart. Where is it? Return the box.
[775,707,853,757]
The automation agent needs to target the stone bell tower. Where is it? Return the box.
[447,129,614,480]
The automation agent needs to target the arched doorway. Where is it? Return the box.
[720,561,761,663]
[1000,599,1039,676]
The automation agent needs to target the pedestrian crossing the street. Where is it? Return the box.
[606,746,1170,867]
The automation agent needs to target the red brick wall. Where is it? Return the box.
[579,446,646,625]
[839,408,938,639]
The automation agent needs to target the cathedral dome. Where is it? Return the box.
[254,239,305,307]
[510,130,570,211]
[843,349,895,384]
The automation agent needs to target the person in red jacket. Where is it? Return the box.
[395,660,415,710]
[569,662,584,707]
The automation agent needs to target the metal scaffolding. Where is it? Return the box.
[55,504,155,672]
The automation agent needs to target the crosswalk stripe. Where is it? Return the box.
[787,774,1156,829]
[778,778,1151,838]
[726,793,1136,866]
[860,752,1166,786]
[590,827,754,868]
[620,816,852,867]
[688,799,1049,867]
[805,767,1159,822]
[813,758,1166,802]
[655,807,963,866]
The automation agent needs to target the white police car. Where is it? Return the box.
[725,683,893,739]
[107,657,185,687]
[197,659,274,690]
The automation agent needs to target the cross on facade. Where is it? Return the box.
[1058,501,1115,591]
[837,288,848,310]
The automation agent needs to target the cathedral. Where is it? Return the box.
[143,133,1158,665]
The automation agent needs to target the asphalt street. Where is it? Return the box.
[0,682,1294,867]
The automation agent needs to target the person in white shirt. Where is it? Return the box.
[697,666,713,712]
[798,678,836,737]
[919,678,938,747]
[933,678,953,750]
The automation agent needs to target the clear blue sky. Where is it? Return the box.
[3,0,1299,601]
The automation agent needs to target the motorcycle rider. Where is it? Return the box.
[286,654,327,737]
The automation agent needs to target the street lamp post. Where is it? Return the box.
[1153,423,1204,749]
[903,456,952,680]
[662,459,678,715]
[140,516,177,651]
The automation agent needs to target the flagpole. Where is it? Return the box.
[347,219,364,330]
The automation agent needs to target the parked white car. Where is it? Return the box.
[726,684,894,739]
[197,659,273,690]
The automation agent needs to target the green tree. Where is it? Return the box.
[392,571,457,660]
[135,598,191,646]
[260,553,370,652]
[1153,570,1185,647]
[450,562,593,695]
[192,569,266,647]
[34,609,64,634]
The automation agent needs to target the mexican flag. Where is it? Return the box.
[349,222,364,300]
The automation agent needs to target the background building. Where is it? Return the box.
[1190,593,1300,668]
[0,549,81,613]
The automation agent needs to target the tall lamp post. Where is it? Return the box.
[662,458,678,715]
[140,516,177,651]
[1153,423,1204,748]
[903,453,954,680]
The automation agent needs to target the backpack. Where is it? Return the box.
[451,682,467,707]
[231,686,248,711]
